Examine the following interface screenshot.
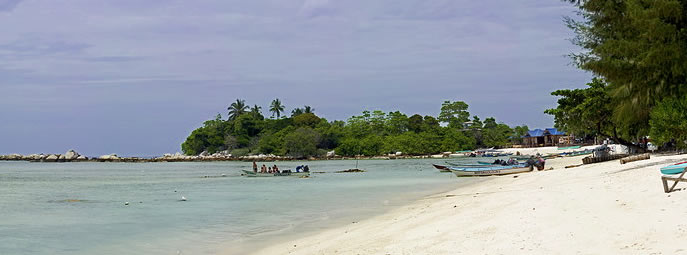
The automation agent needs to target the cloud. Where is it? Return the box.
[0,0,590,155]
[0,0,21,12]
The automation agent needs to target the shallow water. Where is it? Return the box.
[0,159,475,255]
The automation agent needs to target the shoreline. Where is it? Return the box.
[249,153,687,255]
[0,145,607,163]
[221,176,488,255]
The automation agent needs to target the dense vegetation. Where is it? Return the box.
[548,0,687,149]
[182,99,527,157]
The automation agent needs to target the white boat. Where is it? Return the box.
[241,170,310,177]
[450,166,532,177]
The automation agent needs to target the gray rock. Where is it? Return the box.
[99,154,119,160]
[64,150,80,160]
[45,154,59,162]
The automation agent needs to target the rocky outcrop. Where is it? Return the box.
[64,150,80,160]
[44,154,59,162]
[98,154,120,161]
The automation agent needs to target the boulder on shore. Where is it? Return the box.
[64,150,80,160]
[44,154,59,162]
[99,154,120,160]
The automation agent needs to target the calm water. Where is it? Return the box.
[0,159,474,255]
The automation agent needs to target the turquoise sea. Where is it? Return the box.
[0,159,475,255]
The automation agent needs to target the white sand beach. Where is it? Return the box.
[252,153,687,255]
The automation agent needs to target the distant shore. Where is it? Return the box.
[0,146,600,163]
[250,153,687,255]
[0,152,466,163]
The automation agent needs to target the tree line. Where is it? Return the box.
[182,99,529,158]
[547,0,687,150]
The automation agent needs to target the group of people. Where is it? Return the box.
[526,155,546,170]
[294,165,310,173]
[252,162,281,173]
[492,158,519,166]
[251,162,310,173]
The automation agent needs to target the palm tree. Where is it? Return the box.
[227,99,248,120]
[250,104,263,119]
[303,105,314,114]
[291,107,304,117]
[270,98,285,118]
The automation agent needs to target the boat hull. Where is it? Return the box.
[242,170,310,177]
[432,164,452,172]
[660,163,687,175]
[451,167,532,177]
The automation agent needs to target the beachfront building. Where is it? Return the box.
[522,128,567,147]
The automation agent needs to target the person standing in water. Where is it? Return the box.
[252,161,258,173]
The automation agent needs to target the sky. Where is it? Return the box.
[0,0,591,156]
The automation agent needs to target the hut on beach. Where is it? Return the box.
[522,128,567,147]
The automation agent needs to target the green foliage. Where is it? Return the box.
[511,125,529,144]
[183,99,521,156]
[270,98,285,118]
[438,100,470,128]
[482,123,513,148]
[283,127,321,158]
[650,97,687,148]
[228,99,248,120]
[545,78,615,138]
[293,113,321,128]
[565,0,687,139]
[250,105,264,120]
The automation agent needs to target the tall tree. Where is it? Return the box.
[291,107,304,117]
[250,104,263,120]
[270,98,285,118]
[227,99,248,120]
[565,0,687,138]
[545,78,638,148]
[304,105,314,114]
[438,100,471,129]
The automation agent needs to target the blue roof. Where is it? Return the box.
[523,128,565,138]
[545,128,566,136]
[526,129,545,137]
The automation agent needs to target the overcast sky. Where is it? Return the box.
[0,0,590,156]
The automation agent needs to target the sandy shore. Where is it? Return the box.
[251,153,687,255]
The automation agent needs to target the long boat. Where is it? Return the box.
[477,161,496,165]
[432,164,452,172]
[241,170,310,177]
[450,165,532,177]
[443,161,486,167]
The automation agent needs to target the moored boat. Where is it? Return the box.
[432,164,452,172]
[241,170,310,177]
[450,165,532,177]
[443,161,486,167]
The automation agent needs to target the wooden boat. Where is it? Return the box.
[443,161,486,167]
[660,162,687,175]
[450,165,532,177]
[241,170,310,177]
[477,161,495,165]
[432,164,452,172]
